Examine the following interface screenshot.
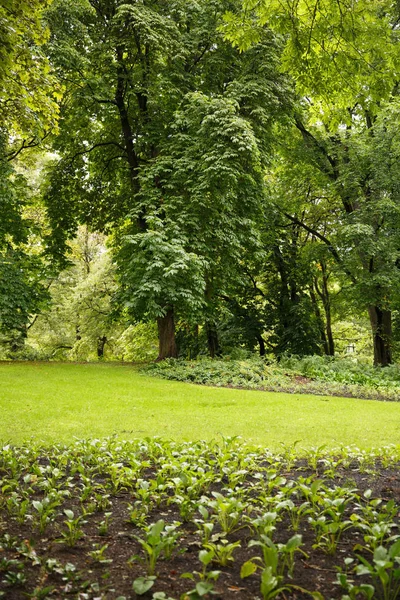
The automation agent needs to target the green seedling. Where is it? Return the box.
[208,492,247,534]
[26,586,56,600]
[98,511,113,535]
[275,499,312,532]
[181,549,220,599]
[4,570,27,585]
[203,539,241,567]
[132,520,181,575]
[32,496,60,534]
[249,511,278,538]
[194,506,215,544]
[354,541,400,600]
[57,509,85,546]
[88,543,113,564]
[337,560,375,600]
[127,502,149,527]
[132,576,156,595]
[248,534,307,578]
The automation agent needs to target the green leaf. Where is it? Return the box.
[195,582,214,596]
[240,560,258,578]
[133,576,156,595]
[198,550,214,566]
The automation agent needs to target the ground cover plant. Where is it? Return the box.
[145,356,400,402]
[2,363,400,448]
[1,437,400,599]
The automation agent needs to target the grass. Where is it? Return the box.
[1,361,400,448]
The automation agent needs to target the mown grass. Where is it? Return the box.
[1,362,400,448]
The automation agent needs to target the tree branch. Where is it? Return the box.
[282,211,357,283]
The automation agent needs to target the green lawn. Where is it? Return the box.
[1,362,400,449]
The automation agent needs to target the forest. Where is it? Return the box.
[2,0,400,368]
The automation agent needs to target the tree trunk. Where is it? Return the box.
[310,285,329,355]
[97,336,107,358]
[321,265,334,356]
[206,321,221,358]
[368,306,392,366]
[256,334,266,357]
[157,308,177,360]
[313,265,335,356]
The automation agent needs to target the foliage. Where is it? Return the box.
[0,0,60,137]
[41,0,290,356]
[0,137,50,351]
[280,355,400,389]
[3,0,400,365]
[220,0,400,366]
[145,355,400,401]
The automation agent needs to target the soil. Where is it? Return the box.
[1,462,400,600]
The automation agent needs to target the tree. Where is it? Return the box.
[0,0,60,352]
[0,0,60,142]
[43,0,289,359]
[223,0,400,365]
[0,137,51,353]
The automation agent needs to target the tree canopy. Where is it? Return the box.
[1,0,400,365]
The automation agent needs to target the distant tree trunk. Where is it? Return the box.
[256,334,266,356]
[97,336,107,358]
[314,264,335,356]
[157,308,177,360]
[368,306,392,366]
[310,285,329,355]
[321,264,334,356]
[206,321,221,358]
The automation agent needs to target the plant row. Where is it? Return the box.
[1,438,400,599]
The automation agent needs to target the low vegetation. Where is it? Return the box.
[145,355,400,401]
[1,437,400,599]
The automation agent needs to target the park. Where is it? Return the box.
[2,0,400,598]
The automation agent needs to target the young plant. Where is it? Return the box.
[88,543,113,564]
[98,511,113,536]
[354,541,400,600]
[133,520,181,575]
[32,496,60,534]
[248,534,307,578]
[57,509,85,546]
[181,549,220,599]
[249,512,278,538]
[275,499,312,532]
[203,539,241,567]
[207,492,247,534]
[194,506,214,543]
[132,576,156,596]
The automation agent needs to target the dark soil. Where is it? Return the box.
[1,459,400,600]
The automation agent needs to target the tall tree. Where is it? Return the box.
[43,0,289,359]
[223,0,400,365]
[0,0,60,351]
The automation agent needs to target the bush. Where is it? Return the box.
[144,355,400,401]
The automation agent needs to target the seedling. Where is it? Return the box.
[132,520,181,575]
[57,509,85,546]
[203,539,241,567]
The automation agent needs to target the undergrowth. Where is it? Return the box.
[144,355,400,401]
